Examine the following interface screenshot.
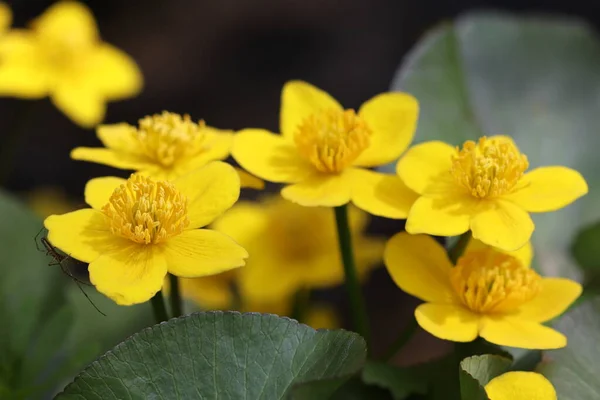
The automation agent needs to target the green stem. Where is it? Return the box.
[448,231,472,265]
[382,317,418,362]
[168,274,183,317]
[150,291,168,323]
[334,205,370,343]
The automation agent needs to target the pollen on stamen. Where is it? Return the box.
[450,136,529,198]
[135,111,208,167]
[294,108,372,173]
[102,174,190,244]
[449,249,541,314]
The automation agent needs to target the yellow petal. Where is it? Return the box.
[415,303,479,342]
[210,202,268,245]
[177,128,234,173]
[180,273,235,310]
[348,168,418,219]
[471,200,534,251]
[0,2,12,33]
[175,161,240,229]
[89,245,167,306]
[88,44,143,100]
[280,80,343,139]
[232,129,315,183]
[33,1,98,46]
[71,148,155,171]
[406,192,476,236]
[281,171,352,207]
[239,254,301,303]
[504,166,588,213]
[396,141,455,194]
[479,317,566,349]
[465,238,533,268]
[0,31,49,98]
[513,278,582,323]
[235,168,265,189]
[485,371,557,400]
[306,304,340,330]
[384,233,455,303]
[96,123,141,153]
[51,82,105,128]
[354,92,419,167]
[84,176,126,210]
[163,229,248,278]
[44,209,126,263]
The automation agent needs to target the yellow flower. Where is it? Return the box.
[232,80,418,215]
[396,136,588,251]
[71,111,264,188]
[384,232,581,349]
[0,1,142,127]
[0,3,11,33]
[485,371,556,400]
[26,186,76,218]
[43,162,248,305]
[305,304,340,330]
[210,196,384,304]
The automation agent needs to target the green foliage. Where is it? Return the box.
[361,361,428,399]
[538,297,600,399]
[58,312,367,399]
[390,11,600,278]
[459,355,512,400]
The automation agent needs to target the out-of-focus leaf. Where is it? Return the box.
[537,297,600,399]
[391,12,600,279]
[459,355,512,400]
[58,312,366,399]
[361,361,428,399]
[572,221,600,272]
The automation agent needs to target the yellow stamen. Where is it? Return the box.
[102,174,189,244]
[451,137,529,198]
[294,109,371,173]
[450,249,541,314]
[136,112,207,167]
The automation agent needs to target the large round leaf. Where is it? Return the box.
[391,12,600,278]
[58,312,367,399]
[537,297,600,399]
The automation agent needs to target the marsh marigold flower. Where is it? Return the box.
[183,196,384,305]
[384,232,581,349]
[0,1,142,127]
[485,371,556,400]
[232,81,418,215]
[71,111,263,188]
[395,136,587,250]
[44,162,248,305]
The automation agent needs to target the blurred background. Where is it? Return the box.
[2,0,600,370]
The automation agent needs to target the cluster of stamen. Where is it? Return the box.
[294,109,372,173]
[450,249,541,314]
[135,112,207,167]
[102,174,190,244]
[451,137,529,198]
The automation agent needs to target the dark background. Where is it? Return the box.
[2,0,598,360]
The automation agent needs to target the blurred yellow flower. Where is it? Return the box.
[384,232,581,349]
[396,136,587,251]
[0,1,142,127]
[305,304,340,330]
[44,162,248,305]
[71,111,263,188]
[232,80,418,215]
[26,186,76,218]
[0,2,11,33]
[212,196,384,304]
[485,371,556,400]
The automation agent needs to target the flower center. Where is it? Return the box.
[450,250,541,314]
[451,137,529,198]
[294,109,372,173]
[102,174,190,244]
[136,112,207,167]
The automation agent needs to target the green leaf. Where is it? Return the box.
[572,221,600,272]
[58,312,367,399]
[459,355,512,400]
[391,12,600,278]
[537,297,600,399]
[361,361,428,399]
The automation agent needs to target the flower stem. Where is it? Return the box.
[150,292,168,323]
[382,317,418,362]
[448,231,472,265]
[334,204,370,343]
[168,274,183,318]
